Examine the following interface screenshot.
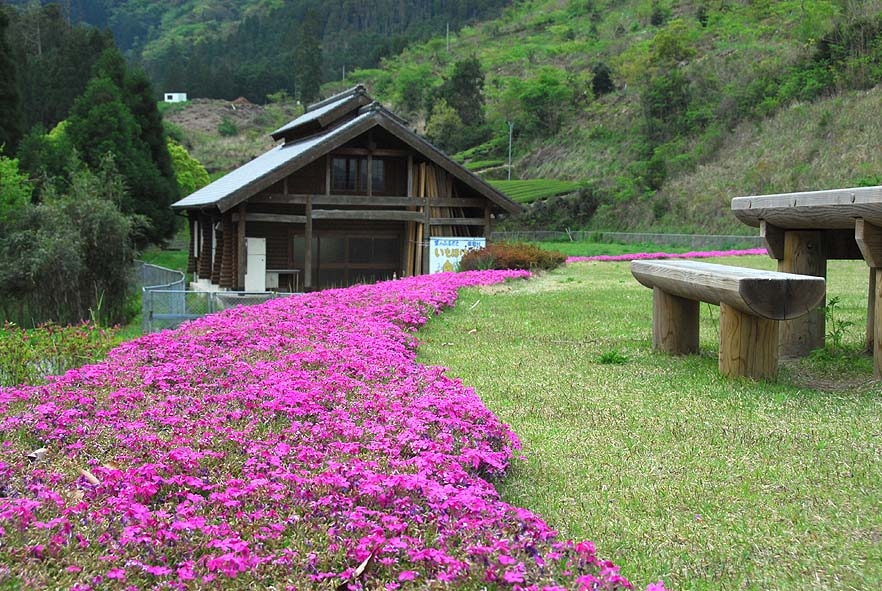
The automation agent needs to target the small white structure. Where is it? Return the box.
[244,237,267,292]
[164,92,188,103]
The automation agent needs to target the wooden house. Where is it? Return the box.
[171,85,523,292]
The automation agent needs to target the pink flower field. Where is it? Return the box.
[566,248,766,263]
[0,271,665,590]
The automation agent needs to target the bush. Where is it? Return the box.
[459,241,567,271]
[0,321,119,387]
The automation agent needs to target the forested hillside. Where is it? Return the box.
[4,0,510,103]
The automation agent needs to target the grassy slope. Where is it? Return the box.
[417,258,880,591]
[348,0,882,234]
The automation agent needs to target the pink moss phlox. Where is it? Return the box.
[567,248,767,263]
[0,270,663,590]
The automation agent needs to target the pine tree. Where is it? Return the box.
[66,76,175,245]
[295,10,323,104]
[0,7,24,154]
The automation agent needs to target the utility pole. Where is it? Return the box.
[446,23,450,52]
[507,121,514,181]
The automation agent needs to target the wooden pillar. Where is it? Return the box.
[652,288,699,355]
[236,204,247,290]
[304,195,313,290]
[776,230,826,357]
[220,216,234,289]
[186,212,197,274]
[197,215,213,280]
[421,164,430,274]
[211,224,223,285]
[719,302,779,380]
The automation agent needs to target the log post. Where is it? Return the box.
[220,215,234,289]
[236,204,247,290]
[197,215,213,280]
[652,288,699,355]
[211,225,223,285]
[186,212,197,275]
[719,302,779,380]
[777,231,826,357]
[304,195,313,290]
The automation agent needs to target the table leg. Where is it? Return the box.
[875,269,882,379]
[777,231,826,357]
[868,269,876,354]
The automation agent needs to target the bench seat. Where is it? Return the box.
[631,260,826,379]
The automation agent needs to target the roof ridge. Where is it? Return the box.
[305,84,367,113]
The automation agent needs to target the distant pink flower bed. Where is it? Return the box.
[0,271,666,591]
[567,248,767,263]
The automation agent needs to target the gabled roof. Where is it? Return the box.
[172,89,522,215]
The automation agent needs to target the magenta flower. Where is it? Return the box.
[567,247,766,263]
[0,270,658,590]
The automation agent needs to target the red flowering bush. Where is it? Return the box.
[459,242,567,272]
[0,271,663,591]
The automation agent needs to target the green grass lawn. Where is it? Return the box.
[417,256,881,591]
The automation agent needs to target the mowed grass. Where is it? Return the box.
[417,256,882,591]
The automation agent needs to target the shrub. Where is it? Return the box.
[0,321,119,387]
[459,241,567,271]
[217,117,238,137]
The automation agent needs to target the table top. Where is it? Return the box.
[731,186,882,229]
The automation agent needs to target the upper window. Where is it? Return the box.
[331,157,384,193]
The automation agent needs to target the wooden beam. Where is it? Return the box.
[429,217,487,226]
[761,220,784,260]
[855,218,882,268]
[252,193,486,208]
[234,213,308,224]
[333,147,411,157]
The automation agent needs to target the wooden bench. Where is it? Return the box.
[631,260,826,379]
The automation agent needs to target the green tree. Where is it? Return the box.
[295,10,323,104]
[66,76,168,245]
[0,7,23,154]
[425,99,466,153]
[439,56,486,129]
[167,139,210,197]
[0,155,136,326]
[0,155,32,218]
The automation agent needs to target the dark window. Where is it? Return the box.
[331,157,384,193]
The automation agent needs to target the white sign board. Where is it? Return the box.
[429,237,486,273]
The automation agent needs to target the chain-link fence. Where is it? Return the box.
[141,289,287,333]
[139,263,287,334]
[493,231,763,249]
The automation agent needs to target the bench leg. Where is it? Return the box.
[719,302,779,380]
[653,288,699,355]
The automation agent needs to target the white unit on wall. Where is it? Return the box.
[244,237,266,292]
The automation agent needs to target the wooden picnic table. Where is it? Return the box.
[731,185,882,378]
